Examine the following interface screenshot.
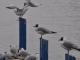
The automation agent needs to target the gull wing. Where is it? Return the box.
[37,27,51,34]
[28,1,40,7]
[6,5,21,11]
[63,41,78,49]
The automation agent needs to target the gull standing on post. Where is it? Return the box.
[59,37,80,54]
[6,4,28,17]
[33,24,57,38]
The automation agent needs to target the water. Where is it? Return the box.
[0,0,80,60]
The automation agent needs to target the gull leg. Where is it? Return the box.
[41,35,42,39]
[68,50,69,55]
[40,35,42,39]
[17,16,22,21]
[67,50,69,60]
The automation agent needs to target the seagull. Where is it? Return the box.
[59,37,80,54]
[2,52,13,60]
[33,24,57,38]
[25,0,42,7]
[19,48,30,60]
[10,45,19,58]
[6,4,28,17]
[24,53,39,60]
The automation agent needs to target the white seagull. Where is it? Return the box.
[6,4,28,17]
[59,37,80,54]
[19,48,30,60]
[2,52,13,60]
[10,45,19,58]
[33,24,57,38]
[25,0,42,7]
[25,53,39,60]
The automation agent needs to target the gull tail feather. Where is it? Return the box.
[51,31,57,34]
[76,48,80,51]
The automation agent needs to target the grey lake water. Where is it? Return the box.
[0,0,80,60]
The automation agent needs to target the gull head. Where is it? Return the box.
[24,2,29,6]
[59,37,67,41]
[33,24,39,28]
[10,45,14,47]
[59,37,64,41]
[4,51,7,54]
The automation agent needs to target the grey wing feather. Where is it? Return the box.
[28,1,38,7]
[12,6,23,11]
[37,27,51,33]
[63,41,78,49]
[25,55,36,60]
[17,8,23,11]
[13,6,20,10]
[72,43,78,49]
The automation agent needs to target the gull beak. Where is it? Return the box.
[10,45,11,47]
[33,26,36,27]
[58,39,61,41]
[6,6,10,8]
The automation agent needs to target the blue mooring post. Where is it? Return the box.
[40,38,48,60]
[65,54,76,60]
[19,17,26,50]
[0,55,5,60]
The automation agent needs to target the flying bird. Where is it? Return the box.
[6,4,28,17]
[59,37,80,54]
[33,24,57,38]
[6,0,41,18]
